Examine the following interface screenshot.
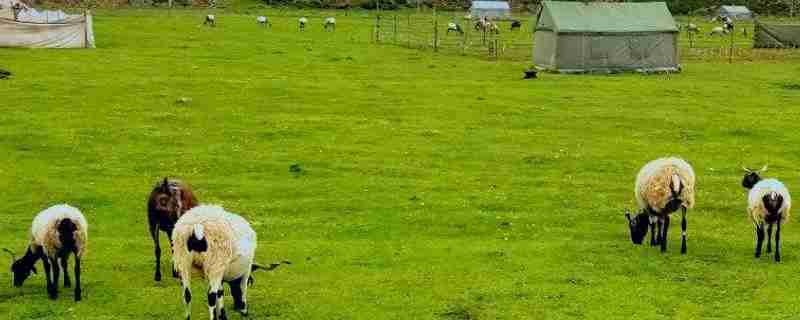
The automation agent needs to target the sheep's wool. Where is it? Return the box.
[173,205,257,281]
[748,179,792,224]
[635,157,696,212]
[30,204,88,258]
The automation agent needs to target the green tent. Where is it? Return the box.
[534,1,680,73]
[754,22,800,48]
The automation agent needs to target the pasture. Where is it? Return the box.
[1,7,800,320]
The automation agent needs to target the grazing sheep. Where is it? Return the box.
[685,23,700,34]
[447,22,463,35]
[148,178,198,282]
[709,26,728,36]
[299,17,308,31]
[464,14,473,21]
[204,14,216,27]
[173,205,259,319]
[742,166,791,262]
[625,157,695,254]
[324,17,336,32]
[6,204,88,301]
[256,16,271,28]
[510,20,521,31]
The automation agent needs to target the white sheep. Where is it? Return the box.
[742,166,791,262]
[625,157,695,254]
[685,23,700,33]
[299,17,308,31]
[324,17,336,32]
[709,26,728,36]
[204,14,216,27]
[256,16,270,28]
[6,204,88,301]
[447,22,463,35]
[173,205,258,319]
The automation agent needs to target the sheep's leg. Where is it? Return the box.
[649,216,657,246]
[240,270,251,316]
[660,216,670,253]
[167,227,179,279]
[60,255,71,288]
[42,255,56,299]
[766,224,773,253]
[775,220,782,262]
[217,286,227,320]
[680,207,687,255]
[181,275,192,320]
[207,279,223,320]
[73,253,81,302]
[229,277,245,313]
[149,219,162,282]
[655,219,663,246]
[50,257,60,298]
[755,224,765,258]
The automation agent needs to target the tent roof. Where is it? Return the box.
[538,1,678,33]
[719,5,751,14]
[471,1,510,10]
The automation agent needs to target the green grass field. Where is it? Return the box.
[1,7,800,320]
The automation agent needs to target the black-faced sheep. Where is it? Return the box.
[447,22,463,35]
[324,17,336,32]
[625,157,695,254]
[204,14,216,27]
[299,17,308,31]
[6,204,88,301]
[172,205,259,319]
[742,166,791,262]
[256,16,271,28]
[148,178,198,282]
[510,20,521,31]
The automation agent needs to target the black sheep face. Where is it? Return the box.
[763,192,784,217]
[742,171,761,189]
[10,259,36,287]
[625,211,649,245]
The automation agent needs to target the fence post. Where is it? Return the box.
[394,14,398,44]
[408,12,411,48]
[729,26,734,63]
[433,7,439,52]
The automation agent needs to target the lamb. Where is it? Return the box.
[742,166,791,262]
[256,16,270,28]
[324,17,336,32]
[709,26,728,36]
[148,178,198,282]
[510,20,521,31]
[6,204,88,301]
[625,157,695,254]
[204,14,216,27]
[447,22,463,35]
[299,17,308,31]
[172,205,260,319]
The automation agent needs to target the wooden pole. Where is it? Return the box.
[434,6,438,52]
[729,25,734,63]
[394,14,398,44]
[408,12,411,48]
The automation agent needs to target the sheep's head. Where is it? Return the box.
[763,192,784,217]
[4,249,36,287]
[625,210,649,245]
[150,178,184,219]
[742,165,767,189]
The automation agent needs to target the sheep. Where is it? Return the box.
[324,17,336,32]
[510,20,521,31]
[172,205,260,319]
[447,22,463,35]
[742,166,791,262]
[298,17,308,31]
[204,14,216,27]
[685,23,700,34]
[625,157,695,254]
[5,204,88,301]
[709,26,728,36]
[464,14,473,21]
[148,178,198,282]
[256,16,271,28]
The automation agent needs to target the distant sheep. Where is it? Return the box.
[709,26,728,36]
[510,20,521,31]
[685,23,700,33]
[625,157,695,254]
[6,204,88,301]
[147,178,198,282]
[447,22,463,35]
[299,17,308,31]
[324,17,336,32]
[256,16,271,28]
[173,205,260,319]
[742,166,791,262]
[204,14,216,27]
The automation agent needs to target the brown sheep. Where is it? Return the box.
[147,178,198,281]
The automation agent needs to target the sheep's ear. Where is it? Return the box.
[742,166,752,173]
[30,266,37,275]
[161,178,170,191]
[624,211,632,222]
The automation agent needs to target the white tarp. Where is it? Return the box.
[17,8,68,23]
[0,12,95,48]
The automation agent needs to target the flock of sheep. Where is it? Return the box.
[625,157,790,262]
[682,15,748,37]
[446,14,522,36]
[203,14,336,32]
[6,178,288,320]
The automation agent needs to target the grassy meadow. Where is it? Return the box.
[1,7,800,320]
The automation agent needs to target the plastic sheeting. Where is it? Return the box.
[717,6,752,21]
[754,22,800,48]
[0,13,95,48]
[17,8,68,23]
[470,1,511,19]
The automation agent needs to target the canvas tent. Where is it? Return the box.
[470,1,511,20]
[754,22,800,48]
[533,1,679,73]
[716,5,753,20]
[0,10,95,48]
